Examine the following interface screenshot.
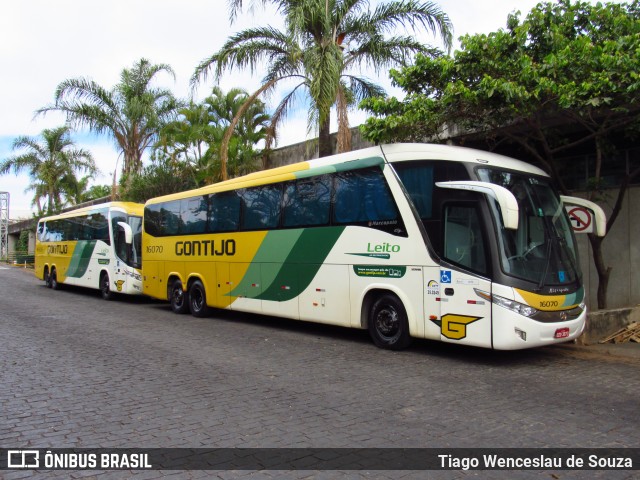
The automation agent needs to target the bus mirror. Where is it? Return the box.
[436,181,519,230]
[117,221,133,244]
[560,195,607,237]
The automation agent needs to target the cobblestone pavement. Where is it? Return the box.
[1,267,638,480]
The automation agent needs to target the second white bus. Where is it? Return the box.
[35,202,144,299]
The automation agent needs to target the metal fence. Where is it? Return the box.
[1,251,34,268]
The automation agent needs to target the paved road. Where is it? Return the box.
[1,266,638,479]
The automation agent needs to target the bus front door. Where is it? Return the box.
[436,268,492,348]
[436,203,493,348]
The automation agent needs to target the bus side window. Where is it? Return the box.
[333,168,398,224]
[240,184,282,230]
[163,201,182,236]
[209,191,241,232]
[37,221,47,242]
[144,204,163,237]
[181,196,208,234]
[283,176,331,228]
[395,165,434,219]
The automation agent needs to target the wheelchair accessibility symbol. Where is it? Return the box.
[440,270,452,283]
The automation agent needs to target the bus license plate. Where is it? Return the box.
[554,327,570,339]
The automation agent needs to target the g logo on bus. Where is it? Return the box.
[114,280,125,292]
[431,314,482,340]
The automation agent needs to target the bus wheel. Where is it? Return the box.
[189,280,210,318]
[169,280,189,314]
[50,268,61,290]
[100,272,114,300]
[44,267,52,288]
[368,293,411,350]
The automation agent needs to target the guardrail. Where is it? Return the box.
[1,252,35,268]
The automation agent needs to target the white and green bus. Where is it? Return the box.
[35,202,144,299]
[142,143,605,350]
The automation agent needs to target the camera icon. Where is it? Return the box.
[7,450,40,468]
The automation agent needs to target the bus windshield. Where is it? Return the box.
[112,214,143,269]
[478,168,581,288]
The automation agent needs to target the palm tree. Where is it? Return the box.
[0,126,96,215]
[205,87,271,179]
[157,101,213,168]
[193,0,452,178]
[39,58,180,180]
[63,175,111,205]
[158,87,270,183]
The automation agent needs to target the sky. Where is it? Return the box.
[0,0,548,219]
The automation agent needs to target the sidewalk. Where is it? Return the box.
[550,340,640,361]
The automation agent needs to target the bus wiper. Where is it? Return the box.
[536,240,553,291]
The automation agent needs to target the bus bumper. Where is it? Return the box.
[492,309,586,350]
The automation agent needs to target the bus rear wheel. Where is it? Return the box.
[100,272,114,300]
[368,293,411,350]
[169,280,189,314]
[49,268,61,290]
[189,280,210,318]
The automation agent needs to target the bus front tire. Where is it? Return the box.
[100,272,114,300]
[189,280,210,318]
[368,294,411,350]
[169,280,189,314]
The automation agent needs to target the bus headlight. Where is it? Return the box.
[474,289,538,317]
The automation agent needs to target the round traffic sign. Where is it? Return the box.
[568,207,591,232]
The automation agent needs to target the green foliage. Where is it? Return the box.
[118,153,198,204]
[0,126,96,215]
[17,230,30,252]
[362,0,640,162]
[156,87,270,184]
[39,58,180,178]
[81,184,111,202]
[195,0,453,158]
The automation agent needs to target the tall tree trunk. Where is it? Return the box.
[318,116,332,158]
[588,234,611,310]
[336,86,351,153]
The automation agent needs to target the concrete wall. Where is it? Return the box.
[576,185,640,311]
[266,127,373,168]
[580,305,640,344]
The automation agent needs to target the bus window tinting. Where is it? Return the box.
[144,166,404,237]
[283,175,331,227]
[240,184,282,230]
[333,169,399,224]
[37,211,110,245]
[182,197,208,234]
[210,191,241,232]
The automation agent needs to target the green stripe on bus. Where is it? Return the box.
[229,230,304,299]
[334,156,384,172]
[66,240,97,278]
[564,286,585,307]
[293,156,384,180]
[255,226,345,302]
